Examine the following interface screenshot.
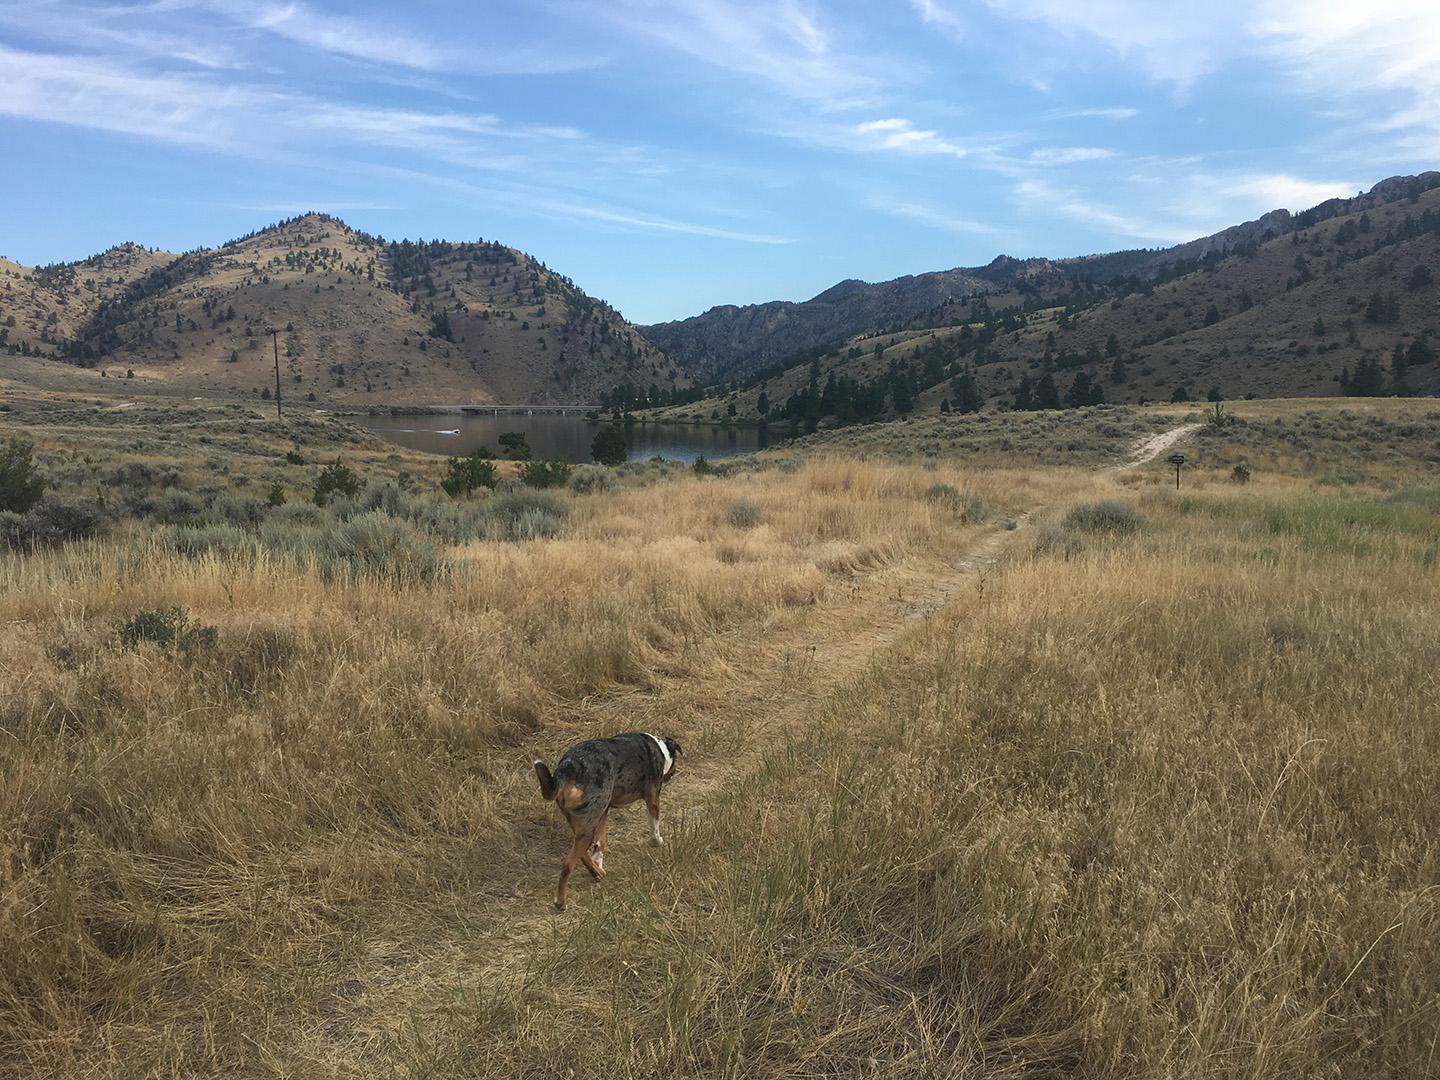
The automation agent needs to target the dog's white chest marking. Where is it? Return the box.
[645,732,673,776]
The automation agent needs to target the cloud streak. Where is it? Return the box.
[852,118,970,158]
[230,1,446,70]
[594,0,891,109]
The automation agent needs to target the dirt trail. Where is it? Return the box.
[1103,421,1200,471]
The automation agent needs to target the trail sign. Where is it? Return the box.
[1168,453,1186,489]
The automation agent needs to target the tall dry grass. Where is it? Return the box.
[383,472,1440,1078]
[6,445,1436,1076]
[0,456,1022,1075]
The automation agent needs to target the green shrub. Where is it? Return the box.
[486,489,565,541]
[205,490,269,529]
[499,431,532,460]
[285,449,305,465]
[152,489,205,525]
[316,512,448,583]
[1064,500,1146,535]
[411,498,491,544]
[312,459,365,506]
[568,465,615,494]
[728,497,763,528]
[159,522,257,560]
[0,438,45,513]
[508,508,563,540]
[1231,463,1253,484]
[441,449,498,496]
[591,425,628,466]
[268,481,286,506]
[0,496,107,548]
[118,607,219,656]
[692,455,715,476]
[266,501,324,529]
[360,480,416,517]
[1034,516,1083,558]
[519,457,574,489]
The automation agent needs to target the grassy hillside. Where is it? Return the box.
[1,397,1438,1076]
[639,181,1440,426]
[0,215,684,407]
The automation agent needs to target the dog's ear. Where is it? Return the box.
[665,737,685,759]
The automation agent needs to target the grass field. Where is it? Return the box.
[1,399,1437,1077]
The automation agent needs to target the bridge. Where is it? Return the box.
[457,404,596,416]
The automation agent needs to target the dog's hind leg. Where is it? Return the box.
[580,828,605,878]
[589,812,609,873]
[556,828,599,911]
[645,792,664,847]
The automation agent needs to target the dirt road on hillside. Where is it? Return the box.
[1104,422,1201,471]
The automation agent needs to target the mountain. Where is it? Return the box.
[0,214,684,407]
[643,172,1440,387]
[636,172,1440,425]
[641,266,1000,382]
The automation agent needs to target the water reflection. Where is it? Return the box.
[357,412,772,464]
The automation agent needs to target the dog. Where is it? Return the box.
[534,732,685,911]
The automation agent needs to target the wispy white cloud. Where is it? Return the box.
[1251,0,1440,153]
[595,0,891,109]
[0,43,595,161]
[863,194,999,236]
[964,0,1440,149]
[0,3,240,69]
[0,44,270,150]
[1205,172,1359,211]
[545,201,792,244]
[1054,107,1139,120]
[975,0,1250,85]
[909,0,969,38]
[225,1,445,69]
[1153,171,1360,234]
[1029,146,1113,164]
[852,118,970,158]
[1014,178,1196,245]
[0,0,603,77]
[351,161,792,245]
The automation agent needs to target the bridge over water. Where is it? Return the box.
[456,404,596,416]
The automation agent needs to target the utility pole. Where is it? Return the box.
[270,329,282,419]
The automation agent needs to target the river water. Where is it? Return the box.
[356,412,773,464]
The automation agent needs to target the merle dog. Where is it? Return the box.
[534,732,684,911]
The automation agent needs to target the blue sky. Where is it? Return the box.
[2,1,1438,324]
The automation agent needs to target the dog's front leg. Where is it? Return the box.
[645,792,664,846]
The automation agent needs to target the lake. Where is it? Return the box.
[356,411,774,464]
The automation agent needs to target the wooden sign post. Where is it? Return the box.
[1168,453,1186,490]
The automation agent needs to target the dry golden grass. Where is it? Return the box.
[0,451,1025,1076]
[2,409,1438,1077]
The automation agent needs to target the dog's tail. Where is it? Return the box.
[534,760,557,801]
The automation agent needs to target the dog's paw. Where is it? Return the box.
[649,835,665,847]
[593,850,605,872]
[554,900,566,913]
